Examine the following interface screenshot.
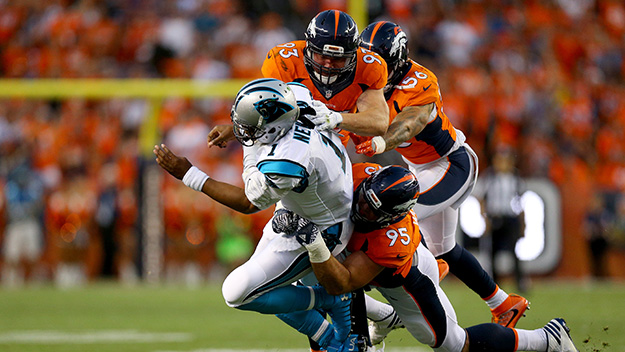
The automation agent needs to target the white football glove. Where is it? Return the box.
[310,100,343,130]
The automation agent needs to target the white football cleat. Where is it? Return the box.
[544,318,579,352]
[368,311,404,346]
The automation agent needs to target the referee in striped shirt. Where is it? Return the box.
[479,149,527,292]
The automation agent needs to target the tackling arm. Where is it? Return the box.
[312,251,384,296]
[356,102,435,156]
[339,88,389,136]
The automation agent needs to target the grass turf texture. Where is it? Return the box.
[1,279,622,352]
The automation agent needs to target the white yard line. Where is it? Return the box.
[0,330,192,344]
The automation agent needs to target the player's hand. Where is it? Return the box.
[310,100,343,130]
[292,217,321,248]
[272,208,299,235]
[153,144,192,180]
[355,136,386,157]
[207,124,235,148]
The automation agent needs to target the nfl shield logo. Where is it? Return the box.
[325,90,332,99]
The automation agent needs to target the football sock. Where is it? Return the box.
[276,310,335,348]
[485,286,509,310]
[364,294,395,322]
[437,243,497,299]
[465,323,516,351]
[515,328,548,351]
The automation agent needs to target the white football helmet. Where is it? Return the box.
[231,78,299,146]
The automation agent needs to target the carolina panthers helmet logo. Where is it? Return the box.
[390,30,407,57]
[254,98,294,123]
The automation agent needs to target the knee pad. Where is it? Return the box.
[221,266,251,307]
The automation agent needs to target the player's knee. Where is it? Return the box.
[222,267,251,308]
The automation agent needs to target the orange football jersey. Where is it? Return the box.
[347,162,421,281]
[358,59,459,164]
[262,40,387,144]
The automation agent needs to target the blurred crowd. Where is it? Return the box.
[1,0,624,286]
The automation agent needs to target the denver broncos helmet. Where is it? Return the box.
[351,165,420,232]
[360,21,409,85]
[304,10,360,96]
[230,78,299,146]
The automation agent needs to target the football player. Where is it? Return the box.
[155,78,354,351]
[275,163,579,352]
[207,9,390,147]
[353,21,529,343]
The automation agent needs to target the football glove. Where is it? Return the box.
[271,209,330,263]
[272,208,299,235]
[310,100,343,130]
[355,136,386,157]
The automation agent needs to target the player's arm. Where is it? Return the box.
[355,102,435,156]
[153,144,259,214]
[273,213,384,295]
[311,250,384,295]
[339,88,389,136]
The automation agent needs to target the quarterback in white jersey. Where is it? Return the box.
[154,78,355,351]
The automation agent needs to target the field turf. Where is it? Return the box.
[1,279,623,352]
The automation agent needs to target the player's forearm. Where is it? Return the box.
[383,104,432,150]
[383,118,424,150]
[311,257,357,295]
[201,178,260,214]
[340,108,389,136]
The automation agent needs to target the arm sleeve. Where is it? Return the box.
[244,169,300,209]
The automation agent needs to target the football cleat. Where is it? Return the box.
[327,292,353,342]
[543,318,579,352]
[368,311,404,346]
[437,259,449,282]
[491,293,529,328]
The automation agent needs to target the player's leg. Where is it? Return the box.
[222,218,354,346]
[410,147,528,328]
[222,218,351,308]
[375,245,466,351]
[465,318,579,352]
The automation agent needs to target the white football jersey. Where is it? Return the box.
[242,83,353,228]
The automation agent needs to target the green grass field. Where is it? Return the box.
[1,279,623,352]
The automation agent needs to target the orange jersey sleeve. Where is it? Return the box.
[347,210,421,278]
[387,60,458,164]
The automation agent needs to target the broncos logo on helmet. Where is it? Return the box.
[360,21,409,86]
[351,165,420,232]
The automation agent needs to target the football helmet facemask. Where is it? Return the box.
[231,78,299,146]
[351,165,420,232]
[360,21,409,86]
[304,10,360,95]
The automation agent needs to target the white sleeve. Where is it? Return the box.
[288,82,314,107]
[244,169,300,210]
[242,145,260,182]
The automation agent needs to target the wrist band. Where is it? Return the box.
[306,235,332,263]
[372,136,386,154]
[182,166,209,191]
